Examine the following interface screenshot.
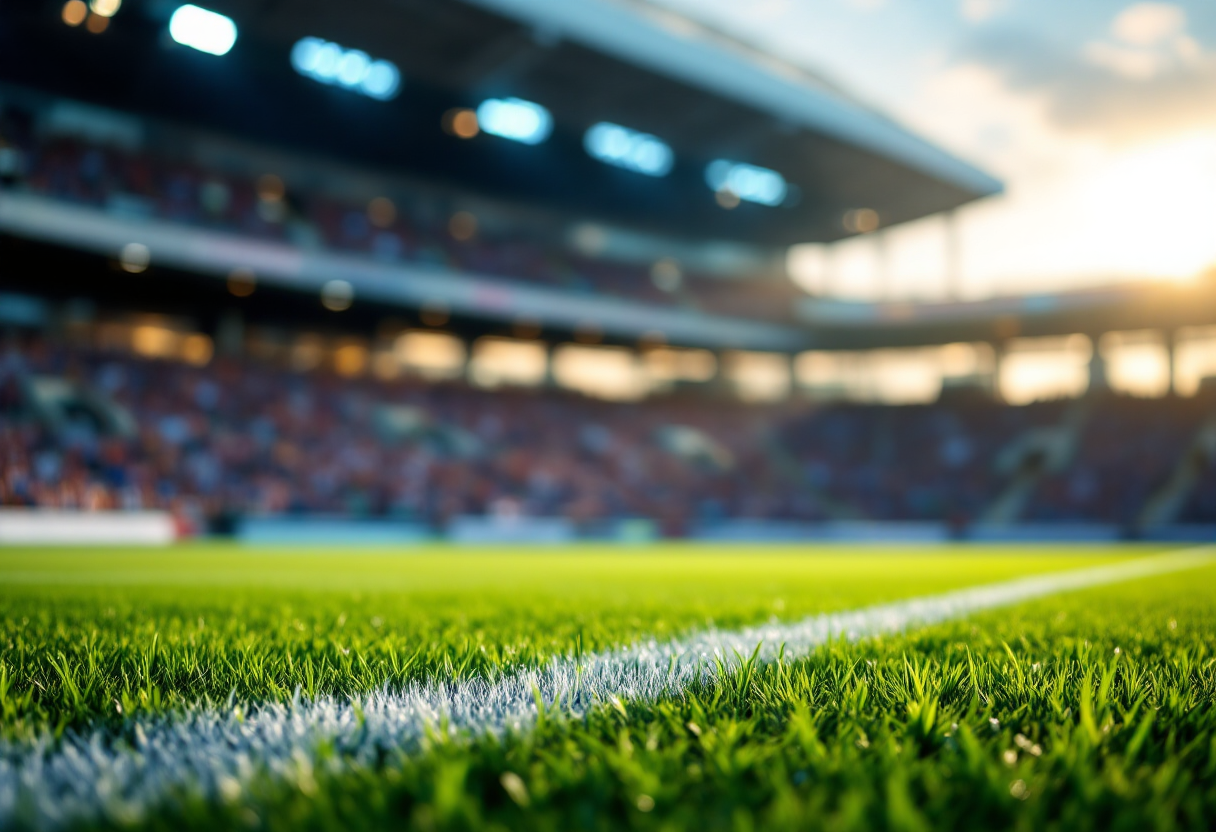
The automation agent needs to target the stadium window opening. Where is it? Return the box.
[584,123,673,177]
[291,37,401,101]
[705,160,788,207]
[476,98,552,145]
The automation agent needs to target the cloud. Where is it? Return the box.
[1080,3,1201,80]
[845,0,887,11]
[1084,41,1167,80]
[902,62,1093,183]
[960,0,1007,24]
[1111,3,1186,47]
[953,21,1216,142]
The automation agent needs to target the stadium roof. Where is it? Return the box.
[798,280,1216,350]
[0,0,1000,247]
[465,0,1001,199]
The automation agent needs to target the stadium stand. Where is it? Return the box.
[2,1,1214,544]
[3,128,804,318]
[5,329,1216,540]
[0,334,813,535]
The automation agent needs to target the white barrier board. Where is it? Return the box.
[0,510,177,545]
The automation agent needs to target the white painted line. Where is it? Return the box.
[1,549,1210,829]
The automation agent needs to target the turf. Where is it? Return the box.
[2,543,1212,831]
[0,544,1138,736]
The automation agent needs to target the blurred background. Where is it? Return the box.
[2,0,1216,544]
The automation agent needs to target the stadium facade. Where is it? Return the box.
[3,0,1216,544]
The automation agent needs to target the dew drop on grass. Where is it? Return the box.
[500,772,530,807]
[219,776,242,802]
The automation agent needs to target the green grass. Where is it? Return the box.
[136,557,1216,832]
[2,543,1212,831]
[0,544,1138,737]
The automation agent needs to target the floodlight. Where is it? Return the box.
[476,98,552,145]
[704,160,788,206]
[360,61,400,100]
[584,122,673,177]
[336,50,370,87]
[168,5,237,56]
[290,37,401,101]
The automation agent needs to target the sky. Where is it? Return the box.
[649,0,1216,301]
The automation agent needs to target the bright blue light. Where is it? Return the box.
[291,37,401,101]
[361,61,400,99]
[584,122,673,177]
[168,5,237,56]
[476,98,552,145]
[705,160,788,206]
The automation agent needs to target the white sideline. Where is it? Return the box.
[1,549,1211,829]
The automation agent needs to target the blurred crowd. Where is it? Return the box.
[1025,397,1209,523]
[4,336,1216,533]
[0,117,800,321]
[0,337,816,534]
[779,399,1069,523]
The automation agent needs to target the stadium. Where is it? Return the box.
[1,1,1215,830]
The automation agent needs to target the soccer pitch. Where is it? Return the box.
[1,544,1214,831]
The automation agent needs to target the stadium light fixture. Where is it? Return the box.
[584,122,673,177]
[290,37,401,101]
[704,160,788,207]
[321,279,354,312]
[119,242,150,273]
[89,0,122,16]
[61,1,88,26]
[476,98,552,145]
[168,5,237,56]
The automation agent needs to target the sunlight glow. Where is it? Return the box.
[999,336,1091,405]
[1102,330,1171,398]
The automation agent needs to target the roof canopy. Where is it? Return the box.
[0,0,1000,246]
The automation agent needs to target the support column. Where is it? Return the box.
[543,343,557,391]
[216,310,244,357]
[989,340,1005,403]
[711,351,737,401]
[1165,328,1178,396]
[1087,333,1108,395]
